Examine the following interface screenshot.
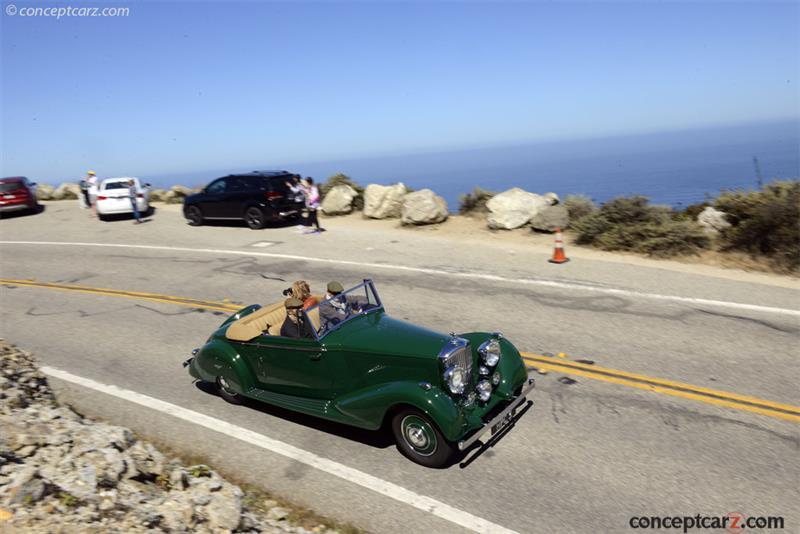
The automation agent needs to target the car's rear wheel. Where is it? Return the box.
[391,408,455,468]
[186,205,203,226]
[216,376,243,405]
[244,206,266,229]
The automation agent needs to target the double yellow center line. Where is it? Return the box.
[2,278,798,423]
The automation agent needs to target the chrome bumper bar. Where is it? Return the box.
[458,373,536,451]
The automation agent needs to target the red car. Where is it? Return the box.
[0,176,40,216]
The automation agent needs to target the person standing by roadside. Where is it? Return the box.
[86,171,99,218]
[302,177,323,233]
[79,170,94,209]
[128,179,142,224]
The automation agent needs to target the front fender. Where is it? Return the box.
[334,381,467,441]
[190,339,255,394]
[459,332,528,399]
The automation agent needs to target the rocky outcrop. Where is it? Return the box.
[162,185,196,204]
[697,206,731,235]
[485,188,549,229]
[51,183,81,200]
[530,204,569,232]
[148,189,168,202]
[363,183,407,219]
[35,184,55,201]
[321,185,358,215]
[0,340,345,534]
[543,192,560,206]
[401,189,448,225]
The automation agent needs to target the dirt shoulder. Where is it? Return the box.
[65,201,800,289]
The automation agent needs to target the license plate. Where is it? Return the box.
[491,406,517,435]
[3,195,14,199]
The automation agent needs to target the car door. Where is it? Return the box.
[200,177,228,218]
[248,336,333,399]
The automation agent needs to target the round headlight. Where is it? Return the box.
[476,380,492,402]
[444,366,467,395]
[492,370,501,386]
[462,391,476,407]
[480,338,501,367]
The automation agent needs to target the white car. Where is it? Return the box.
[96,177,150,219]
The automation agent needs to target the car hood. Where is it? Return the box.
[322,311,450,359]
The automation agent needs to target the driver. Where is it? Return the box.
[319,281,362,331]
[280,297,315,339]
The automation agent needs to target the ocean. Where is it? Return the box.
[145,119,799,210]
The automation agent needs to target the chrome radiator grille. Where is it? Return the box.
[441,339,473,386]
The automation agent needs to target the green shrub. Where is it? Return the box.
[573,195,710,257]
[679,201,711,221]
[319,173,364,211]
[563,194,596,224]
[459,187,496,215]
[713,180,800,272]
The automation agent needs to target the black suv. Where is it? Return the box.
[183,171,305,229]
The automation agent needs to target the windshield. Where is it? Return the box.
[103,181,132,190]
[0,182,24,193]
[304,280,382,338]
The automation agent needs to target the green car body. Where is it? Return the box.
[186,280,535,466]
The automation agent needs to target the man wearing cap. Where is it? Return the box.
[79,171,95,210]
[280,297,315,339]
[319,281,363,332]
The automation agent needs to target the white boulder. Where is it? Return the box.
[697,206,731,235]
[35,184,55,201]
[486,188,549,229]
[543,192,560,205]
[363,183,407,219]
[51,183,81,200]
[401,189,448,225]
[530,204,569,232]
[321,185,358,215]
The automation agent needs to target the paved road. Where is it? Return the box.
[1,203,798,533]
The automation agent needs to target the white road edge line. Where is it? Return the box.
[5,240,799,317]
[41,365,517,534]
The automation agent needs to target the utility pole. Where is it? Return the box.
[752,156,763,188]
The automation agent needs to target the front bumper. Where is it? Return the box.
[457,373,536,451]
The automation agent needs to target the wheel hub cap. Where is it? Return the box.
[400,415,437,456]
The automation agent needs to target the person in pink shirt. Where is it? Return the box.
[301,177,323,233]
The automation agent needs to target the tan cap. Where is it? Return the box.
[327,281,344,294]
[284,297,304,309]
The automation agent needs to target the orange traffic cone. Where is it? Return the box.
[548,228,570,264]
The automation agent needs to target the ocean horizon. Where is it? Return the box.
[54,119,800,210]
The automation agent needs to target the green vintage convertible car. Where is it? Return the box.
[185,280,535,467]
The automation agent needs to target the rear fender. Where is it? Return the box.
[219,304,262,329]
[334,381,466,441]
[191,339,255,394]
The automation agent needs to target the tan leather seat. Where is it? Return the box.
[226,302,286,341]
[226,295,325,341]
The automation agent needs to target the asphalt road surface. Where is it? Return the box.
[1,202,798,533]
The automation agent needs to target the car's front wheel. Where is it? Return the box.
[244,207,266,229]
[391,408,455,468]
[186,205,203,226]
[216,376,243,405]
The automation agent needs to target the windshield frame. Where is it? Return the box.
[303,279,383,340]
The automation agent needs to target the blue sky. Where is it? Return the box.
[1,1,798,181]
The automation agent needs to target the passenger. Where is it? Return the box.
[280,298,315,339]
[291,280,319,310]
